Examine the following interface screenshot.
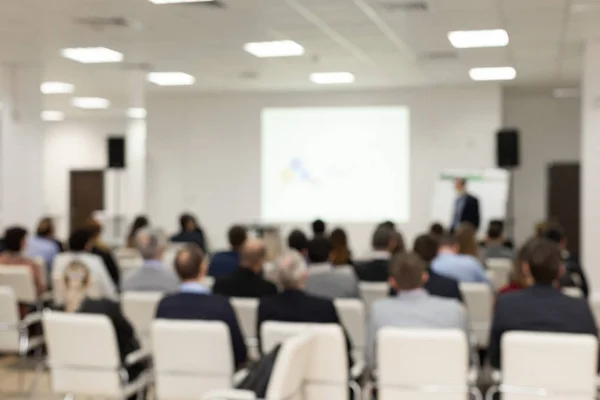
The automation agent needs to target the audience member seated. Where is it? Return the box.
[208,225,247,278]
[126,215,149,248]
[429,222,445,239]
[53,230,117,300]
[62,260,146,400]
[257,250,353,365]
[121,228,180,293]
[156,245,247,369]
[170,213,207,252]
[544,222,589,298]
[288,229,309,260]
[431,234,491,285]
[498,238,536,295]
[213,239,277,298]
[26,217,61,277]
[456,222,480,258]
[488,238,598,369]
[328,228,354,266]
[0,226,45,294]
[307,219,330,263]
[84,218,121,288]
[481,220,514,261]
[367,253,468,369]
[354,225,397,282]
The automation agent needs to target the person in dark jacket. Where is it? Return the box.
[156,244,247,369]
[170,213,207,253]
[213,238,277,298]
[83,219,121,289]
[450,178,480,232]
[354,225,397,282]
[307,219,330,263]
[208,225,247,278]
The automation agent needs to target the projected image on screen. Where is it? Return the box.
[261,106,410,223]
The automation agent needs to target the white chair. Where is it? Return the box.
[359,282,389,311]
[31,256,48,289]
[589,293,600,329]
[375,328,480,400]
[486,331,598,400]
[42,311,152,399]
[122,291,163,350]
[334,298,365,362]
[203,334,314,400]
[152,319,238,400]
[562,286,584,298]
[261,321,361,400]
[0,266,50,308]
[230,298,259,350]
[0,286,44,393]
[486,258,512,289]
[459,282,493,349]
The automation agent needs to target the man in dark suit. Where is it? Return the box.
[208,225,247,278]
[307,219,330,263]
[489,239,598,369]
[258,250,353,365]
[213,238,277,298]
[451,178,480,232]
[156,244,247,369]
[354,225,397,282]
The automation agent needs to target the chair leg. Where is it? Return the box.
[485,385,499,400]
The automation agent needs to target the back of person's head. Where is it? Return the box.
[429,222,445,238]
[36,217,55,238]
[68,229,93,252]
[534,220,551,238]
[487,220,504,241]
[371,225,394,251]
[527,238,562,284]
[179,213,195,232]
[135,227,167,260]
[174,244,205,281]
[311,219,326,235]
[413,234,439,263]
[274,250,308,290]
[63,260,90,313]
[543,222,566,245]
[82,217,103,239]
[228,225,247,250]
[4,226,27,252]
[438,233,459,252]
[511,237,538,287]
[379,221,396,231]
[329,228,351,265]
[288,229,308,253]
[241,239,266,272]
[456,222,478,257]
[128,216,149,238]
[389,252,427,291]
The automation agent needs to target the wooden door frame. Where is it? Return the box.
[69,169,105,233]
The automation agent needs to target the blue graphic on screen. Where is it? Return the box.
[281,157,315,184]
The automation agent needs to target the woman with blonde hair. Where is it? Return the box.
[63,260,146,400]
[456,222,479,258]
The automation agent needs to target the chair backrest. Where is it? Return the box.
[359,282,389,311]
[31,256,48,288]
[334,298,365,358]
[562,286,583,298]
[261,321,348,400]
[459,282,493,348]
[152,319,234,400]
[230,297,259,341]
[0,286,21,352]
[502,331,598,400]
[486,258,512,289]
[121,291,163,350]
[43,311,123,396]
[589,293,600,328]
[378,328,469,400]
[266,334,314,400]
[0,266,37,304]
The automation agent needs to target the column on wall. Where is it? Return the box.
[581,40,600,293]
[0,64,44,229]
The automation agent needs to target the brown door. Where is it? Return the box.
[547,163,580,258]
[70,170,105,233]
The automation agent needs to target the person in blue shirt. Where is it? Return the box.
[208,225,247,278]
[27,217,61,277]
[432,233,491,285]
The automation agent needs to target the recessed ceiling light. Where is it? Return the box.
[149,0,214,3]
[40,81,75,94]
[127,108,147,119]
[448,29,509,49]
[61,47,124,63]
[469,67,516,81]
[310,72,355,84]
[41,111,65,122]
[147,72,195,86]
[553,87,580,98]
[71,97,111,109]
[244,40,304,58]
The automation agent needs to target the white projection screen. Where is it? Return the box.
[261,106,410,223]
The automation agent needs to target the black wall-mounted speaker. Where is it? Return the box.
[496,128,520,168]
[108,136,126,169]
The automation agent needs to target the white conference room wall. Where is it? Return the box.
[146,87,502,255]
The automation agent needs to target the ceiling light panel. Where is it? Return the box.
[448,29,509,49]
[469,67,516,81]
[244,40,304,58]
[71,97,111,109]
[61,47,123,63]
[310,72,355,84]
[147,72,195,86]
[41,111,65,122]
[41,82,75,94]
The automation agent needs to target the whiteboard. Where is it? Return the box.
[430,168,510,234]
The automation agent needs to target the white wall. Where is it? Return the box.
[503,89,581,245]
[147,87,502,255]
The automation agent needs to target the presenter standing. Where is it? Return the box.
[451,178,480,232]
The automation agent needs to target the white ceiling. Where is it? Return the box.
[0,0,597,112]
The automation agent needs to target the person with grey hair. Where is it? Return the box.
[121,227,180,293]
[257,250,354,366]
[354,225,399,282]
